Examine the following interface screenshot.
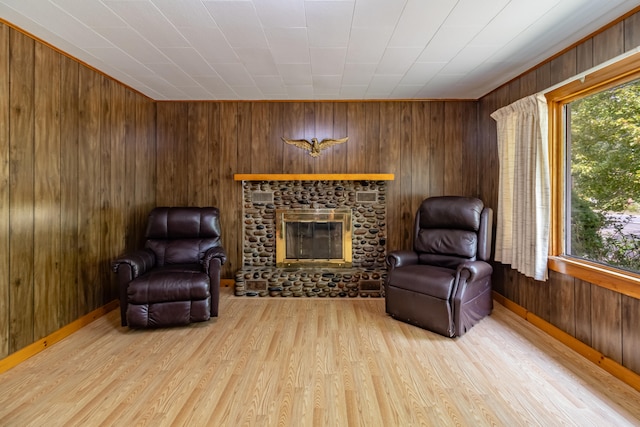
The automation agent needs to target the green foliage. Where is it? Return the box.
[570,190,604,257]
[570,80,640,211]
[569,79,640,272]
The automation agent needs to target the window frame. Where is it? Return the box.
[545,52,640,299]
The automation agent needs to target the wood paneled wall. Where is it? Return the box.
[478,11,640,374]
[0,23,157,358]
[154,101,479,278]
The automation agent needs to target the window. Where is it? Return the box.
[546,52,640,296]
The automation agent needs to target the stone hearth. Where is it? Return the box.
[234,175,392,297]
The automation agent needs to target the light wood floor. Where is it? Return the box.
[1,288,640,427]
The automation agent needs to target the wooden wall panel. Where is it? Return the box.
[9,31,35,352]
[622,295,640,373]
[593,23,624,64]
[219,103,240,275]
[59,55,79,325]
[77,67,102,314]
[574,278,592,346]
[0,23,157,358]
[396,102,414,249]
[591,286,623,364]
[548,270,575,336]
[346,103,366,173]
[34,43,61,340]
[0,23,9,357]
[410,102,431,210]
[187,103,210,206]
[625,12,640,50]
[134,95,156,248]
[428,102,445,197]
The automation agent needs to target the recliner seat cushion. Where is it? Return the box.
[128,271,210,304]
[386,264,456,300]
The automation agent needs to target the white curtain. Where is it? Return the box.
[490,94,550,281]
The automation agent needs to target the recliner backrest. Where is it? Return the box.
[413,196,491,269]
[145,207,223,266]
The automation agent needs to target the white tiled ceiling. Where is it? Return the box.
[0,0,639,100]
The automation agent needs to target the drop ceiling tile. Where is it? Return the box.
[339,85,368,98]
[178,27,239,64]
[95,27,168,63]
[150,0,218,29]
[310,48,346,75]
[441,44,502,75]
[235,48,279,75]
[84,47,154,75]
[388,0,456,47]
[367,74,403,93]
[390,85,422,98]
[265,28,310,64]
[287,85,314,99]
[53,0,127,28]
[277,63,313,85]
[191,75,235,95]
[254,0,306,28]
[342,63,377,85]
[160,47,217,75]
[233,85,263,99]
[202,1,268,48]
[444,0,510,27]
[1,0,110,49]
[103,0,189,48]
[304,1,354,27]
[254,75,287,95]
[471,0,560,45]
[305,1,353,47]
[352,0,405,28]
[214,63,256,86]
[346,27,393,64]
[399,62,447,85]
[176,85,216,100]
[417,26,481,63]
[313,74,341,90]
[375,47,423,75]
[145,62,200,86]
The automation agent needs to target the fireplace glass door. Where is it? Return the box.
[276,208,352,267]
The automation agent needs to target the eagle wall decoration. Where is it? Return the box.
[281,136,348,157]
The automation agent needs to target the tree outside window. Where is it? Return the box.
[567,78,640,272]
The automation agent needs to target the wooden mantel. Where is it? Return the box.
[234,173,395,181]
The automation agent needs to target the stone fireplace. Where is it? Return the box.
[234,174,393,298]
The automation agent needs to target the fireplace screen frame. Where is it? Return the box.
[276,208,353,268]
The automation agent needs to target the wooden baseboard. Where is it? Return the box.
[221,278,234,287]
[0,300,120,375]
[493,291,640,392]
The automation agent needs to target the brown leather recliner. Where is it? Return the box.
[385,196,493,337]
[112,207,227,328]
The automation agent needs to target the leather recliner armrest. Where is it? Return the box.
[112,249,156,279]
[386,250,419,269]
[456,260,493,283]
[203,246,227,267]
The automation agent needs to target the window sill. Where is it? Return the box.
[548,256,640,299]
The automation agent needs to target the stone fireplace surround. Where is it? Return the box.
[234,174,393,298]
